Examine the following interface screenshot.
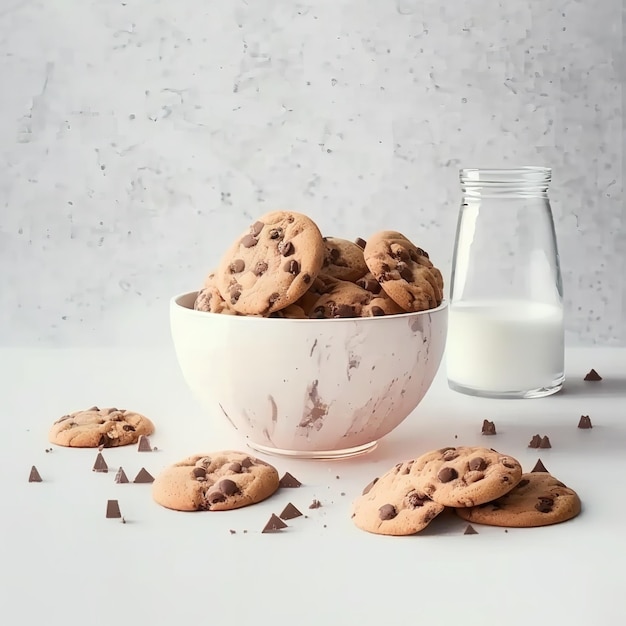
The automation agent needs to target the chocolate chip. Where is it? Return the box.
[207,491,226,504]
[122,424,135,432]
[193,467,206,479]
[229,259,245,273]
[535,497,554,513]
[529,434,542,448]
[250,221,264,236]
[228,462,242,474]
[531,459,549,473]
[218,479,239,496]
[362,477,379,495]
[539,436,552,449]
[279,503,302,520]
[302,273,311,284]
[393,248,410,262]
[481,419,497,435]
[278,472,302,488]
[380,262,391,272]
[253,261,268,276]
[312,306,327,319]
[378,504,397,520]
[379,272,393,282]
[416,247,429,258]
[357,277,382,294]
[437,467,458,483]
[309,499,322,509]
[133,468,154,483]
[517,479,530,488]
[468,457,487,471]
[262,513,288,533]
[329,248,341,262]
[106,500,121,519]
[268,227,283,240]
[268,292,280,306]
[442,449,459,461]
[584,368,602,381]
[278,241,294,256]
[28,466,42,482]
[229,283,242,304]
[241,457,254,468]
[501,458,516,469]
[464,524,478,535]
[370,306,385,316]
[406,492,427,508]
[354,237,367,249]
[333,304,355,318]
[241,234,258,248]
[578,415,593,429]
[285,259,300,275]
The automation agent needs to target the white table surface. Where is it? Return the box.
[1,345,625,626]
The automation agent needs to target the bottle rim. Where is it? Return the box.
[460,166,551,185]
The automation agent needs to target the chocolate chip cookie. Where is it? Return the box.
[321,237,369,282]
[194,273,237,314]
[410,446,523,507]
[152,451,279,511]
[215,211,325,315]
[49,407,155,448]
[363,231,443,312]
[456,472,581,527]
[352,460,445,535]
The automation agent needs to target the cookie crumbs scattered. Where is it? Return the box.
[323,524,327,528]
[481,419,497,435]
[133,468,154,483]
[229,529,236,535]
[531,459,549,473]
[309,499,322,509]
[504,529,508,533]
[28,466,42,483]
[92,452,108,473]
[584,369,602,381]
[454,434,458,439]
[262,514,288,533]
[340,492,346,496]
[335,475,340,479]
[44,448,52,453]
[278,472,302,488]
[464,524,478,535]
[528,434,542,449]
[578,415,593,429]
[137,435,152,452]
[539,435,552,449]
[114,467,129,484]
[279,503,303,520]
[106,500,121,519]
[304,515,309,519]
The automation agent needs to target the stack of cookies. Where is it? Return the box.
[193,210,444,319]
[352,446,581,535]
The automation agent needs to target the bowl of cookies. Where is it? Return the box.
[170,211,447,459]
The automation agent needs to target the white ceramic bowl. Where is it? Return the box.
[170,291,448,458]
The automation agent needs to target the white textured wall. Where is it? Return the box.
[0,0,623,347]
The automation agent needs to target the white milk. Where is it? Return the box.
[446,300,564,393]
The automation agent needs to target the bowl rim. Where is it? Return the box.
[171,290,448,322]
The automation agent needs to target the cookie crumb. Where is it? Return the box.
[309,499,322,509]
[481,419,497,435]
[28,466,42,482]
[133,467,154,483]
[152,446,159,451]
[243,530,248,534]
[454,434,458,439]
[92,452,108,473]
[262,514,288,533]
[229,529,236,535]
[340,492,346,496]
[278,472,302,488]
[98,444,104,451]
[279,503,303,520]
[335,475,340,479]
[531,459,549,473]
[528,434,542,448]
[584,369,602,381]
[578,415,593,429]
[114,467,129,484]
[137,435,152,452]
[464,524,478,535]
[323,524,327,528]
[504,529,508,533]
[121,517,126,524]
[106,500,121,519]
[539,435,552,449]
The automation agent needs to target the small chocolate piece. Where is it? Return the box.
[578,415,593,429]
[137,435,152,452]
[584,369,602,381]
[531,459,549,473]
[106,500,121,519]
[334,304,355,317]
[207,490,226,505]
[356,276,382,294]
[253,261,268,276]
[370,306,385,316]
[406,491,429,508]
[133,468,154,483]
[517,478,530,488]
[268,227,283,240]
[285,259,300,275]
[192,467,206,479]
[229,259,245,273]
[240,457,254,469]
[241,234,258,248]
[468,457,487,472]
[228,462,242,474]
[535,497,554,513]
[229,529,236,535]
[92,452,108,473]
[278,472,302,488]
[528,434,542,448]
[481,419,497,435]
[28,466,42,483]
[362,477,379,495]
[250,221,264,236]
[278,240,294,256]
[279,503,303,520]
[262,514,288,533]
[539,435,552,449]
[309,499,322,509]
[354,237,367,249]
[437,467,458,483]
[114,467,129,484]
[464,524,478,535]
[217,479,239,496]
[378,504,397,520]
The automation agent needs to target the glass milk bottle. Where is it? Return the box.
[447,167,564,398]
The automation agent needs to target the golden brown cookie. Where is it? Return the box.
[352,459,445,536]
[455,472,581,527]
[321,237,369,282]
[215,211,325,315]
[269,303,308,319]
[152,451,279,511]
[49,407,155,448]
[410,446,523,507]
[363,231,443,312]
